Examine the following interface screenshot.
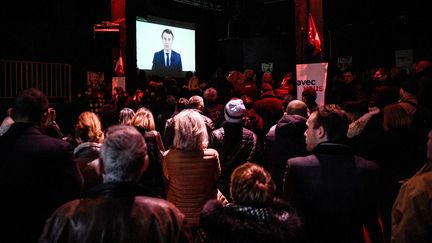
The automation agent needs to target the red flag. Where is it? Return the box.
[307,14,322,57]
[114,51,124,76]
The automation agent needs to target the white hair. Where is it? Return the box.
[172,109,208,150]
[101,125,147,183]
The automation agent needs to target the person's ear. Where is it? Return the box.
[317,125,326,139]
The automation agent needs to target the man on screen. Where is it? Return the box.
[152,29,182,73]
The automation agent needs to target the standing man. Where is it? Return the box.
[283,104,383,243]
[209,99,263,199]
[264,99,309,197]
[0,88,83,242]
[152,29,182,74]
[39,125,192,243]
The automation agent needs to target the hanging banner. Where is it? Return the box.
[296,62,328,106]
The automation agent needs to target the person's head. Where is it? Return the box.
[261,83,273,93]
[188,95,205,110]
[134,89,144,101]
[383,104,411,131]
[176,97,189,112]
[372,67,389,81]
[75,111,104,143]
[230,162,275,208]
[280,72,293,86]
[414,59,432,74]
[241,95,254,109]
[100,125,148,183]
[302,87,317,105]
[342,70,355,84]
[161,29,174,52]
[165,95,177,110]
[131,107,156,131]
[224,98,246,124]
[119,108,135,126]
[305,104,349,151]
[173,109,208,150]
[188,76,200,90]
[12,88,49,124]
[261,72,274,85]
[227,70,245,85]
[244,69,256,82]
[286,100,308,118]
[203,87,218,104]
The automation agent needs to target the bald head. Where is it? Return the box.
[286,100,308,118]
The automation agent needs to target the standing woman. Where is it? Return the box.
[131,107,166,198]
[74,111,104,192]
[163,109,221,232]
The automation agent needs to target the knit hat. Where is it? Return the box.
[224,99,246,123]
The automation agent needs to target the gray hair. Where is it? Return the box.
[101,125,147,183]
[188,95,204,110]
[119,108,135,125]
[173,109,208,150]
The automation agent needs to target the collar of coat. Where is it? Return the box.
[83,182,161,199]
[312,142,353,156]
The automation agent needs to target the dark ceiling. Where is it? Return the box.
[0,0,430,76]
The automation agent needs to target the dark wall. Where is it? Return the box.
[1,0,431,99]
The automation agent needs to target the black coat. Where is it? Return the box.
[0,122,83,243]
[284,142,383,243]
[198,199,302,243]
[264,114,309,196]
[209,122,263,198]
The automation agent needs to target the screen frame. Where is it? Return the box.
[136,16,196,77]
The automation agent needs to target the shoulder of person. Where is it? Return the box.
[204,148,219,156]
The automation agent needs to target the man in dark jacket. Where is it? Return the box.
[209,99,263,200]
[39,125,192,243]
[283,104,383,243]
[264,100,309,197]
[0,88,83,243]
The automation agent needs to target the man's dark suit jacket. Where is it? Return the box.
[152,50,182,74]
[283,142,383,243]
[0,123,83,242]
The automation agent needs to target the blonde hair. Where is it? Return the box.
[75,111,104,143]
[131,107,156,131]
[188,76,200,90]
[173,109,208,150]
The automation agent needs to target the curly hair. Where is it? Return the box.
[75,111,104,143]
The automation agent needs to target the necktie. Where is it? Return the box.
[166,53,170,67]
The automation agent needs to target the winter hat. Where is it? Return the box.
[224,99,246,123]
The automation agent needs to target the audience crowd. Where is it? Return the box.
[1,59,432,243]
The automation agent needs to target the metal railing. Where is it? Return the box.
[0,60,72,102]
